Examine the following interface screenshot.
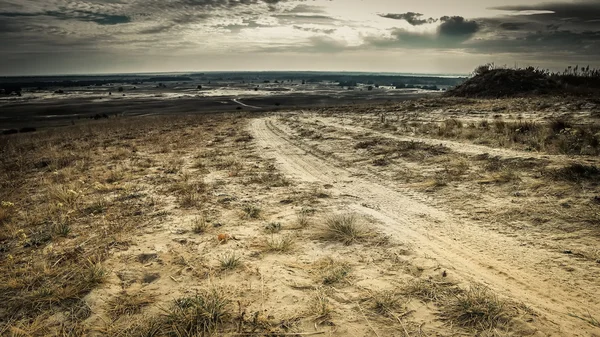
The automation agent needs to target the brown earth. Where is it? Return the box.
[1,97,599,336]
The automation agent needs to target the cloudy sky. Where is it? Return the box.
[1,0,599,75]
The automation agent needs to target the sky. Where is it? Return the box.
[1,0,600,75]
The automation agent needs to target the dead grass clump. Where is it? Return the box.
[171,181,206,208]
[0,201,14,225]
[264,235,295,253]
[296,212,311,229]
[192,216,209,234]
[107,291,155,319]
[551,163,600,183]
[218,252,242,270]
[355,139,382,149]
[443,284,510,329]
[322,214,370,245]
[264,221,282,233]
[242,205,262,219]
[315,257,351,285]
[245,170,291,187]
[371,290,404,316]
[165,288,231,335]
[47,184,81,208]
[438,118,464,137]
[310,288,333,318]
[403,279,459,302]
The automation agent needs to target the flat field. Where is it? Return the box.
[1,96,599,336]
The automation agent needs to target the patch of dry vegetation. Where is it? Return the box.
[321,213,372,245]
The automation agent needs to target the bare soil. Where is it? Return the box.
[1,97,599,336]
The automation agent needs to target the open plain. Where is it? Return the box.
[1,95,600,336]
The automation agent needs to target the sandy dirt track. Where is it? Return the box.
[250,116,600,337]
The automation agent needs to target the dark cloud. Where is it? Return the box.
[138,24,175,34]
[379,12,437,26]
[293,25,336,34]
[499,22,528,31]
[0,10,131,25]
[492,1,600,23]
[438,16,479,36]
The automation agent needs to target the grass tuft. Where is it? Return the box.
[107,291,155,319]
[322,214,370,245]
[264,235,295,253]
[264,222,282,233]
[371,290,403,316]
[192,216,209,234]
[242,205,261,219]
[310,287,332,318]
[218,252,242,270]
[443,284,509,329]
[316,257,351,285]
[166,288,231,335]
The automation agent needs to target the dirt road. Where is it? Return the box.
[250,116,600,336]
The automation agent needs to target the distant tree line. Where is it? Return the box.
[0,76,193,94]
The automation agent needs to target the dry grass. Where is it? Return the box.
[264,221,282,233]
[162,288,232,336]
[107,291,155,320]
[403,279,460,302]
[321,213,371,245]
[0,115,223,332]
[442,284,511,330]
[310,287,333,318]
[371,290,404,316]
[192,216,209,234]
[218,252,242,270]
[263,235,295,253]
[403,115,600,155]
[315,257,351,285]
[242,205,262,219]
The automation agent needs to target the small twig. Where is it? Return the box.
[394,314,411,337]
[356,302,381,337]
[231,332,325,336]
[170,275,181,283]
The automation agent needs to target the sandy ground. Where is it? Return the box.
[249,115,600,336]
[2,97,599,336]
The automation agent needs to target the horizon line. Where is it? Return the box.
[0,70,470,78]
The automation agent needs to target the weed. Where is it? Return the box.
[264,235,295,253]
[166,288,231,335]
[372,290,403,316]
[552,164,600,182]
[47,184,80,208]
[218,252,242,270]
[264,222,282,233]
[403,279,459,302]
[53,222,72,237]
[317,258,351,285]
[107,291,155,319]
[443,284,509,329]
[569,311,600,328]
[83,261,107,287]
[192,216,209,234]
[310,288,332,318]
[296,213,310,228]
[322,214,370,245]
[242,205,261,219]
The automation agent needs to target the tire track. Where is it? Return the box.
[250,116,600,336]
